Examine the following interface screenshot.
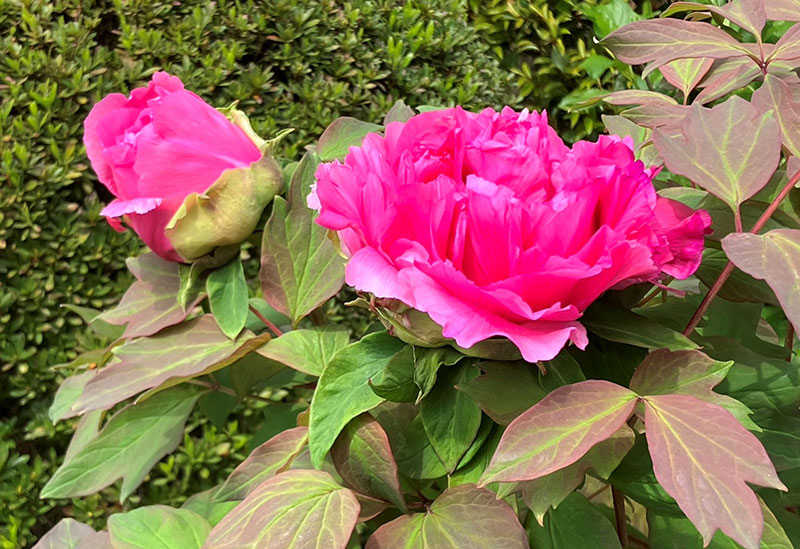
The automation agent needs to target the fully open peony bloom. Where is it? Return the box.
[84,72,278,262]
[310,107,711,363]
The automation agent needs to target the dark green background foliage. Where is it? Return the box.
[0,0,525,546]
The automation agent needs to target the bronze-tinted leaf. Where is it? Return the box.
[33,518,109,549]
[98,253,202,338]
[520,424,635,525]
[217,426,309,501]
[722,229,800,335]
[603,19,749,71]
[662,0,766,39]
[630,349,757,429]
[764,0,800,21]
[204,470,360,549]
[659,58,714,99]
[767,22,800,62]
[654,96,781,210]
[752,74,800,157]
[643,394,786,549]
[70,315,266,415]
[108,506,211,549]
[480,380,637,484]
[695,58,762,105]
[316,117,382,162]
[331,414,406,511]
[365,485,527,549]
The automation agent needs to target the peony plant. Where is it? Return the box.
[36,3,800,547]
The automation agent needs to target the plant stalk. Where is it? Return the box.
[684,169,800,336]
[248,304,284,337]
[612,486,628,547]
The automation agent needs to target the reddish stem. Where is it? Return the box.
[248,304,284,337]
[683,169,800,336]
[612,487,628,547]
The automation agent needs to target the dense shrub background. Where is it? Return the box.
[0,0,520,546]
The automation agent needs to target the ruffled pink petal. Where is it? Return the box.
[101,197,162,218]
[83,93,132,195]
[125,196,184,263]
[653,196,712,279]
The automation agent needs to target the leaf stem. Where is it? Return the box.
[248,304,284,337]
[612,486,628,547]
[684,169,800,336]
[188,379,273,404]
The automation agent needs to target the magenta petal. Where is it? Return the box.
[101,197,162,218]
[653,197,712,279]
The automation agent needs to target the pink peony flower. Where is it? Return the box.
[310,107,711,363]
[84,72,264,262]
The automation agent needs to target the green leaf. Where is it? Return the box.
[217,426,309,501]
[108,506,210,549]
[603,19,750,72]
[373,403,447,480]
[582,305,698,351]
[207,256,249,339]
[70,315,268,415]
[256,326,350,377]
[33,518,108,549]
[457,361,546,425]
[630,349,758,429]
[98,253,201,338]
[260,152,345,325]
[413,346,465,402]
[419,363,482,472]
[480,380,637,484]
[569,339,646,387]
[41,385,202,501]
[229,352,286,399]
[309,332,406,467]
[579,54,615,79]
[316,117,382,162]
[205,470,360,549]
[654,96,782,211]
[181,490,239,527]
[331,414,406,510]
[365,485,527,549]
[723,229,800,336]
[61,304,125,340]
[49,371,93,423]
[643,394,786,548]
[383,100,415,125]
[368,346,418,403]
[525,492,621,549]
[538,352,586,391]
[520,425,635,525]
[581,0,642,38]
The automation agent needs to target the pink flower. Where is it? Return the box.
[311,107,711,363]
[84,72,263,262]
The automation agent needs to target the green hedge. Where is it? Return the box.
[0,0,518,546]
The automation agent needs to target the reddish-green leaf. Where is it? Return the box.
[365,485,527,549]
[654,96,781,210]
[33,518,109,549]
[723,230,800,336]
[98,253,201,338]
[70,316,267,415]
[256,326,350,377]
[767,23,800,62]
[480,380,637,484]
[603,19,750,71]
[630,349,757,429]
[217,427,309,501]
[383,100,415,125]
[600,90,679,106]
[752,74,800,157]
[660,58,714,99]
[49,371,94,423]
[662,0,766,39]
[331,414,406,511]
[643,394,786,549]
[695,58,762,105]
[764,0,800,21]
[204,470,360,549]
[41,385,202,501]
[520,424,635,525]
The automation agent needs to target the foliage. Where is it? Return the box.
[467,0,656,141]
[0,0,517,546]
